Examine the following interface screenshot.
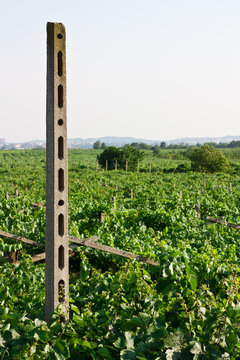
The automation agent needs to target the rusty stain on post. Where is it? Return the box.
[45,22,69,322]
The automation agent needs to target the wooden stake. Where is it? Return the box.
[100,212,105,222]
[113,196,116,211]
[69,236,159,266]
[197,203,201,219]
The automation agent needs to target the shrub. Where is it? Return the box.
[188,144,230,173]
[97,146,144,171]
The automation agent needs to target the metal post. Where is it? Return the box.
[45,22,69,322]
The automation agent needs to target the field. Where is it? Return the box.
[0,149,240,359]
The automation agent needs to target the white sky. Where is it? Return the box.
[1,0,240,142]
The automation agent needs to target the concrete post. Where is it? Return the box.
[45,22,69,322]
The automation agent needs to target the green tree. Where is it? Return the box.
[188,144,230,173]
[121,145,144,171]
[152,146,161,157]
[93,140,101,149]
[97,146,144,171]
[97,146,121,170]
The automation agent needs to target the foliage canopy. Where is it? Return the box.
[97,146,144,171]
[1,149,240,358]
[188,144,230,173]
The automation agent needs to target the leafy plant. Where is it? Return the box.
[188,144,230,173]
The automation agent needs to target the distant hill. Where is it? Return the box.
[167,135,240,145]
[2,135,240,150]
[68,135,240,148]
[68,136,160,148]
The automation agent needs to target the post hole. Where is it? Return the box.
[58,136,64,159]
[58,245,64,270]
[58,51,63,77]
[58,280,65,303]
[58,214,64,236]
[58,168,64,192]
[58,85,63,108]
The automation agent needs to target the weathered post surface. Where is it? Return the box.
[45,22,69,322]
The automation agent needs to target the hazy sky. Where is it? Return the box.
[1,0,240,142]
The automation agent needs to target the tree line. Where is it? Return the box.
[93,140,240,151]
[96,144,230,173]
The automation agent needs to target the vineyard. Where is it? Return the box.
[0,149,240,359]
